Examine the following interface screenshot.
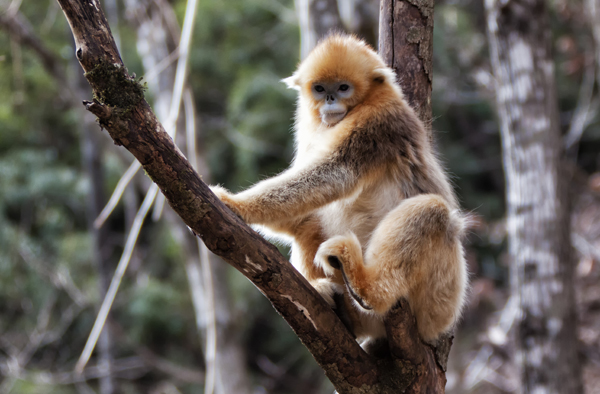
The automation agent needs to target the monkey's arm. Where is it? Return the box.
[212,114,411,225]
[212,158,362,225]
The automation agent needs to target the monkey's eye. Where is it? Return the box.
[339,84,350,92]
[314,85,325,93]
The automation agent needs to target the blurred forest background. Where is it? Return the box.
[1,0,600,393]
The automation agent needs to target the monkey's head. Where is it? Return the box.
[283,34,398,126]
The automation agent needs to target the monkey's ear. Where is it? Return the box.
[282,74,301,91]
[373,67,396,84]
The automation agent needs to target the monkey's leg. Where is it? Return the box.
[289,216,328,282]
[315,231,402,313]
[316,194,466,342]
[292,229,344,307]
[271,214,344,307]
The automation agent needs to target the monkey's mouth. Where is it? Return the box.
[321,111,347,125]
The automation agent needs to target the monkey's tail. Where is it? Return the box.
[401,194,465,242]
[447,209,468,240]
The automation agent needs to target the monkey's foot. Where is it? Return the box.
[314,233,361,276]
[314,234,374,311]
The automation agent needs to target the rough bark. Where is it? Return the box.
[296,0,344,59]
[56,0,447,392]
[378,0,434,126]
[485,0,583,393]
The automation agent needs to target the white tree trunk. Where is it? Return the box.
[485,0,582,393]
[295,0,344,59]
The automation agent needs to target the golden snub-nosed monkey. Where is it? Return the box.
[211,34,468,345]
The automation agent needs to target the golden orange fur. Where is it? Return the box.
[211,34,468,344]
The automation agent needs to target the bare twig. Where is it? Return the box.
[19,242,88,306]
[94,160,141,228]
[5,0,23,15]
[463,296,518,390]
[565,54,596,150]
[41,303,85,346]
[200,240,217,394]
[41,0,60,34]
[152,0,199,221]
[76,185,159,373]
[142,46,180,86]
[17,294,57,367]
[182,86,218,394]
[81,0,200,372]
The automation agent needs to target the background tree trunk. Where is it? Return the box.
[378,0,434,127]
[296,0,379,59]
[485,0,583,392]
[338,0,379,47]
[295,0,344,59]
[378,0,454,375]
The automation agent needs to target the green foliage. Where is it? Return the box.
[188,0,299,189]
[8,380,76,394]
[126,277,190,343]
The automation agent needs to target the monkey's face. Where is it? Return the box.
[311,80,355,126]
[283,35,398,128]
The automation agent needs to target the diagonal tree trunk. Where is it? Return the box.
[485,0,583,393]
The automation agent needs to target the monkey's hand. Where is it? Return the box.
[210,185,244,218]
[210,184,232,201]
